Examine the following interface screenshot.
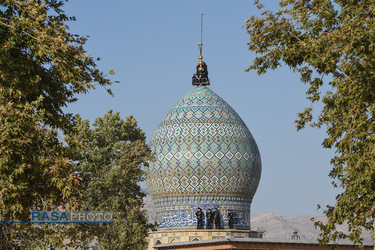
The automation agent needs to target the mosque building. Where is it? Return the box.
[145,39,262,248]
[144,30,373,250]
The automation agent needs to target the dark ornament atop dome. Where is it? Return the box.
[192,56,209,86]
[192,14,210,86]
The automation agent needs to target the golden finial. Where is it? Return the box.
[198,55,204,72]
[198,13,204,72]
[192,13,210,86]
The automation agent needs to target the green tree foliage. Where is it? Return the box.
[0,0,112,248]
[0,0,113,130]
[65,111,154,249]
[0,89,81,248]
[246,0,375,246]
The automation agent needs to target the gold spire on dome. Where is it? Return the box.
[192,13,210,86]
[198,56,204,72]
[198,13,204,72]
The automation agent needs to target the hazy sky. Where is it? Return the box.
[63,0,339,218]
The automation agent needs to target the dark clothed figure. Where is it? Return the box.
[195,208,204,229]
[227,210,234,229]
[213,209,221,229]
[206,209,213,229]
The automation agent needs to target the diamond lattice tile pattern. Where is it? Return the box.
[145,86,261,228]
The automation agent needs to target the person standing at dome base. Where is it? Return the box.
[227,210,234,229]
[195,208,204,229]
[206,209,213,229]
[213,208,221,229]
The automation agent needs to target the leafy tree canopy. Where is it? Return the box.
[65,111,154,249]
[0,0,113,130]
[246,0,375,246]
[0,0,113,248]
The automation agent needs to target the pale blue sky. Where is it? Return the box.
[63,0,338,218]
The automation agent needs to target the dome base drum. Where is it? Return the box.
[153,195,252,229]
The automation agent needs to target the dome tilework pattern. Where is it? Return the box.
[145,86,261,229]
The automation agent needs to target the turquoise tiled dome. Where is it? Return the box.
[145,85,261,229]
